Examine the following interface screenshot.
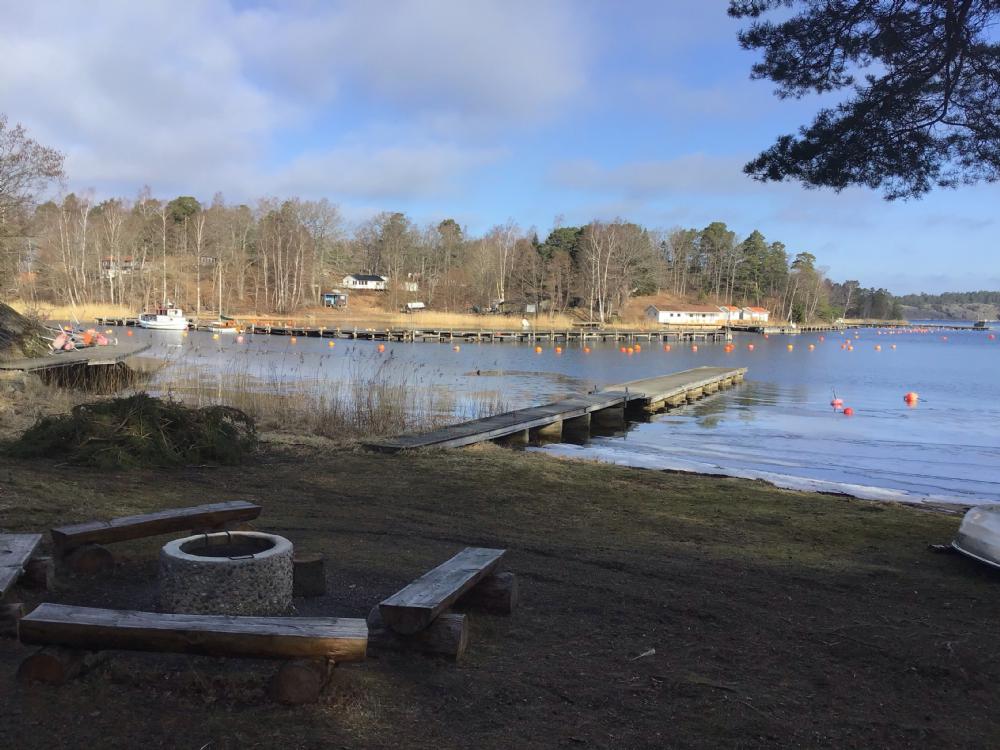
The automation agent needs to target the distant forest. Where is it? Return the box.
[2,190,913,323]
[896,291,1000,307]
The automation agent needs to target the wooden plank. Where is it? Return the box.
[0,533,43,598]
[379,547,505,634]
[608,366,747,404]
[19,603,368,662]
[50,501,262,553]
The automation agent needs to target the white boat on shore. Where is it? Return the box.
[953,505,1000,569]
[138,304,189,331]
[207,321,240,334]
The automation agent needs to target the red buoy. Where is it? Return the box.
[843,407,854,416]
[903,391,919,405]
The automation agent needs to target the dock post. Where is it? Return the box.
[562,413,591,442]
[530,419,563,444]
[592,404,625,429]
[494,429,529,447]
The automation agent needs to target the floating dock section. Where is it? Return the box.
[365,366,746,453]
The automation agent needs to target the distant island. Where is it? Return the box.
[897,291,1000,321]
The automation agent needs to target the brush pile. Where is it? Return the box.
[0,302,49,361]
[7,393,257,467]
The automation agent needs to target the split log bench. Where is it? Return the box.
[17,603,368,704]
[1,533,46,636]
[50,500,262,574]
[371,547,517,660]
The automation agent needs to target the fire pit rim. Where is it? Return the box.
[162,530,292,564]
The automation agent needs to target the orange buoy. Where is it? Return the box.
[290,336,297,344]
[808,344,815,351]
[874,344,881,351]
[764,334,769,339]
[583,346,591,354]
[819,336,825,342]
[747,344,754,351]
[535,346,543,353]
[843,407,854,416]
[903,391,919,405]
[626,347,634,355]
[126,329,133,336]
[786,344,794,351]
[555,346,563,354]
[620,346,627,353]
[664,344,671,352]
[377,343,385,352]
[634,344,641,353]
[691,345,698,352]
[328,341,335,347]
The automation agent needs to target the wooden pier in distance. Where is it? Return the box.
[365,366,746,453]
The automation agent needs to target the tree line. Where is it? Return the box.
[1,189,907,323]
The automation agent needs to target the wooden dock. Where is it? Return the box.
[93,317,729,344]
[0,342,151,372]
[365,366,746,453]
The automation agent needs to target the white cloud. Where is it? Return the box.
[272,143,503,200]
[0,0,586,200]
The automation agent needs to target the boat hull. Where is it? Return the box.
[139,318,189,331]
[952,505,1000,569]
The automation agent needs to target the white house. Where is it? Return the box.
[342,273,387,291]
[645,304,726,325]
[718,305,744,323]
[742,306,770,323]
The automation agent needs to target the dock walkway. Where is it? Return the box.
[366,366,746,453]
[0,342,151,372]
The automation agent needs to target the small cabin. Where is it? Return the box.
[322,291,348,308]
[402,301,426,313]
[342,274,387,290]
[742,306,770,323]
[645,304,725,325]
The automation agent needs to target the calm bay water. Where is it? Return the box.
[120,320,1000,506]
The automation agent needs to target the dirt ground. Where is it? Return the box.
[1,441,998,749]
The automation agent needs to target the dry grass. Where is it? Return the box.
[149,354,505,440]
[9,300,134,322]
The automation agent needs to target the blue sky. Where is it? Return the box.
[2,0,997,294]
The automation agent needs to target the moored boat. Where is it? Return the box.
[139,304,189,331]
[953,505,1000,568]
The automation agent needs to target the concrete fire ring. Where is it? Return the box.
[159,531,294,616]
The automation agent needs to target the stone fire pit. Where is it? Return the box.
[159,531,293,616]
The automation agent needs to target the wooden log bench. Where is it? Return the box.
[50,501,262,574]
[17,603,367,704]
[1,534,44,637]
[378,547,506,635]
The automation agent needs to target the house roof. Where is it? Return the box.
[745,307,769,313]
[648,304,723,313]
[720,305,742,312]
[346,274,386,282]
